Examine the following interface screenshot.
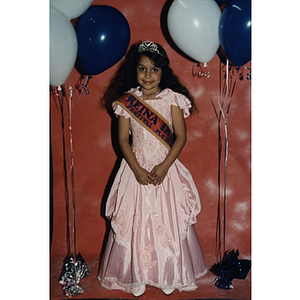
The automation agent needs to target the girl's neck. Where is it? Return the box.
[141,88,161,100]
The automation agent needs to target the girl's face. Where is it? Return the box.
[137,55,162,96]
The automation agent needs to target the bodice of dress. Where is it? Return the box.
[113,87,192,171]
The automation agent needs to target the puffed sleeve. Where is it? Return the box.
[112,102,131,119]
[170,91,192,118]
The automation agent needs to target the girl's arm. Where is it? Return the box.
[118,116,155,185]
[150,105,186,185]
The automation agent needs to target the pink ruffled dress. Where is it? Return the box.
[98,87,207,293]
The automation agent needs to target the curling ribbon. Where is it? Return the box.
[67,85,78,286]
[214,59,250,263]
[242,67,251,81]
[71,75,92,119]
[217,97,230,259]
[200,70,225,261]
[217,59,232,260]
[226,59,229,96]
[82,83,89,95]
[230,66,239,98]
[82,75,92,95]
[53,86,73,257]
[203,59,231,262]
[65,76,92,285]
[69,85,73,98]
[192,63,211,79]
[51,84,90,296]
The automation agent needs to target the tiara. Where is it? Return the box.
[137,40,164,57]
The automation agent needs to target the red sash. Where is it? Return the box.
[113,92,174,149]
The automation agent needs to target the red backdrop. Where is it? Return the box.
[50,0,251,298]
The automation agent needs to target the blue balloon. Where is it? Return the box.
[75,5,130,75]
[219,0,251,66]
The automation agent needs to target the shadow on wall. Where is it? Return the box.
[98,114,123,265]
[160,0,197,63]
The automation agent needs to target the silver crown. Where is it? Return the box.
[137,40,164,57]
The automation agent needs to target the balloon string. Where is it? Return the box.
[50,87,64,123]
[230,66,239,98]
[51,86,74,259]
[226,60,229,96]
[65,75,92,283]
[206,60,232,262]
[217,98,230,258]
[55,87,71,257]
[221,61,232,260]
[212,60,250,262]
[68,88,78,284]
[203,77,223,262]
[219,61,234,260]
[63,75,92,264]
[52,84,79,284]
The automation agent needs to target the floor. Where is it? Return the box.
[50,255,251,300]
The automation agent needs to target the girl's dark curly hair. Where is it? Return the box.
[101,41,198,116]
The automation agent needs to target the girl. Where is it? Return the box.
[98,41,207,297]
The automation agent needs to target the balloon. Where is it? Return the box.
[75,6,130,75]
[50,7,78,87]
[219,0,251,66]
[50,0,94,19]
[167,0,221,64]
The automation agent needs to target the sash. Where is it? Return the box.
[113,92,173,149]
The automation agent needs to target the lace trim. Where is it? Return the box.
[196,268,208,279]
[98,267,207,292]
[98,276,200,293]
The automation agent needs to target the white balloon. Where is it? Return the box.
[50,0,94,19]
[167,0,221,64]
[50,7,78,87]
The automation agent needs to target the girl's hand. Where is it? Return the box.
[134,166,156,185]
[149,105,187,186]
[150,163,169,185]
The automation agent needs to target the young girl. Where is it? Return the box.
[98,41,207,297]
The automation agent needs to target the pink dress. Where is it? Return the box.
[98,87,207,293]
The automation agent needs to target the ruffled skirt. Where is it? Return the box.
[97,159,207,293]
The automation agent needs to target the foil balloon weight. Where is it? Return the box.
[75,5,131,75]
[167,0,221,64]
[59,253,90,297]
[219,0,251,66]
[210,249,251,289]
